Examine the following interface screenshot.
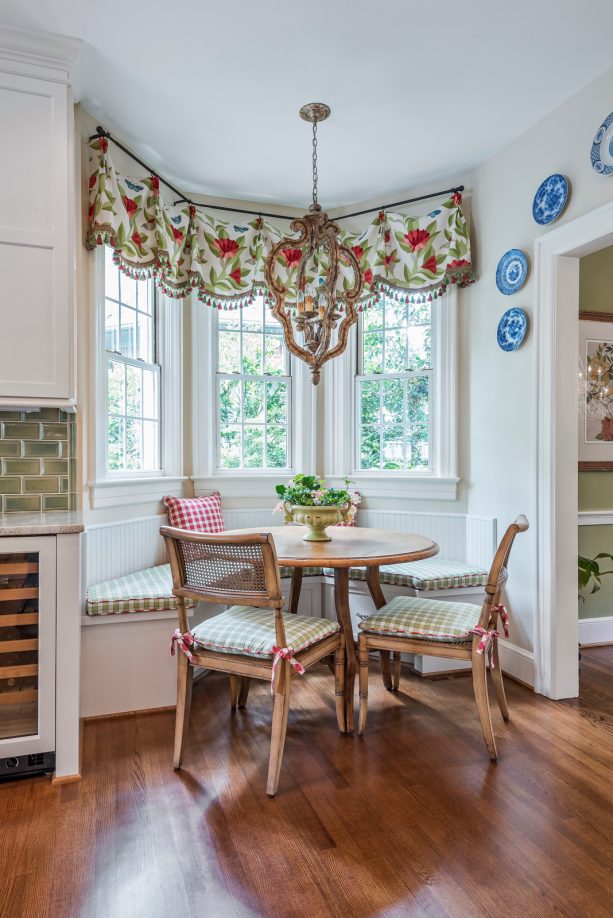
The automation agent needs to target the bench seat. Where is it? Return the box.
[86,564,198,616]
[323,558,488,592]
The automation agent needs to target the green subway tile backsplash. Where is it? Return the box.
[0,410,76,512]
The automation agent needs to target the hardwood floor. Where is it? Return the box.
[2,649,613,918]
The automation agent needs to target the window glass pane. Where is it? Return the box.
[219,379,241,424]
[243,380,265,422]
[363,303,383,331]
[108,416,124,471]
[142,367,157,419]
[407,325,431,370]
[266,381,287,424]
[406,376,430,469]
[241,299,263,331]
[384,329,407,373]
[105,299,119,353]
[107,360,125,415]
[104,248,119,300]
[242,334,263,374]
[363,332,383,374]
[382,424,404,469]
[409,301,430,326]
[121,274,138,308]
[120,306,137,358]
[382,378,403,426]
[126,365,142,417]
[243,426,264,468]
[218,332,241,373]
[137,312,152,362]
[143,420,159,469]
[385,300,407,328]
[360,380,380,426]
[264,335,284,375]
[360,426,380,469]
[220,427,241,468]
[219,309,240,330]
[125,418,142,470]
[267,426,287,468]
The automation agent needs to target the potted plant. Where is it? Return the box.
[578,552,613,599]
[274,474,361,541]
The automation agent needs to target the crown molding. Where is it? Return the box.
[0,25,82,83]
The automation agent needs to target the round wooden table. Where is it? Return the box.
[225,526,439,732]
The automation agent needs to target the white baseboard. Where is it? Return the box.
[498,641,534,688]
[579,615,613,646]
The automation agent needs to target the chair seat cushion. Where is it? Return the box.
[323,558,488,591]
[359,595,481,642]
[86,564,198,616]
[191,606,340,659]
[279,566,324,579]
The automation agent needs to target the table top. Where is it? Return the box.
[224,525,439,568]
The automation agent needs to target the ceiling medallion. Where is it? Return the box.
[264,103,364,384]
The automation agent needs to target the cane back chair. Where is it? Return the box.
[161,527,346,796]
[357,515,529,760]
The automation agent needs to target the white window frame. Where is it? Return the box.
[89,248,186,508]
[324,287,459,500]
[191,297,316,499]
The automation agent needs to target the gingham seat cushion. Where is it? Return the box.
[279,566,324,579]
[86,564,197,616]
[191,606,340,659]
[323,558,488,591]
[359,595,481,642]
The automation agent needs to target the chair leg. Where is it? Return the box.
[472,650,497,761]
[334,638,346,733]
[358,633,370,735]
[230,675,239,711]
[266,662,292,797]
[173,651,193,770]
[392,651,401,692]
[380,650,393,691]
[238,677,251,709]
[491,640,509,721]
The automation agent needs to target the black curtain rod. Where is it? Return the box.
[89,126,464,223]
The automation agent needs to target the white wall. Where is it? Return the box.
[466,63,613,658]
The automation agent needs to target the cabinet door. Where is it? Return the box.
[0,536,56,757]
[0,72,72,400]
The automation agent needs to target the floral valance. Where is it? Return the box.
[86,137,475,309]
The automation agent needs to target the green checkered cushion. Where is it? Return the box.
[279,566,324,579]
[323,559,487,591]
[86,564,197,616]
[191,606,340,659]
[359,595,481,642]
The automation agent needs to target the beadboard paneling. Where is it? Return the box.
[223,507,278,530]
[465,515,498,568]
[84,515,167,589]
[358,510,466,560]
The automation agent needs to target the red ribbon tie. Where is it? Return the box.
[271,646,305,693]
[171,628,196,662]
[469,626,499,669]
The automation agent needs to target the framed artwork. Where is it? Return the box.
[578,311,613,470]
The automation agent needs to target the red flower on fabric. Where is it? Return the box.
[452,192,462,206]
[89,172,97,190]
[88,204,94,220]
[448,259,469,269]
[215,238,239,259]
[151,175,160,193]
[99,137,108,154]
[122,195,138,217]
[230,267,242,285]
[384,231,391,244]
[171,225,184,242]
[378,210,385,225]
[281,247,302,267]
[405,229,430,252]
[132,231,143,247]
[351,244,364,260]
[383,254,395,267]
[363,268,373,285]
[422,255,437,274]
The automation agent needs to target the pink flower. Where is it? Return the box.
[131,231,143,247]
[448,258,469,269]
[363,268,373,285]
[151,175,160,193]
[215,238,239,259]
[422,255,437,274]
[122,195,138,217]
[405,229,430,252]
[171,225,184,242]
[229,266,242,285]
[452,191,462,206]
[281,247,302,267]
[351,244,364,260]
[99,137,108,154]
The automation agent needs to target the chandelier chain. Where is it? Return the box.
[312,120,318,206]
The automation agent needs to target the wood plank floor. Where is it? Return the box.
[2,649,613,918]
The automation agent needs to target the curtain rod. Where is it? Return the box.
[89,126,464,223]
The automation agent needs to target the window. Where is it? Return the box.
[216,296,291,470]
[103,247,160,473]
[356,296,433,471]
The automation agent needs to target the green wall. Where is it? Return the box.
[578,246,613,619]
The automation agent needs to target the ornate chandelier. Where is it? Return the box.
[264,103,364,385]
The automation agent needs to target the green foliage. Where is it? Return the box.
[578,552,613,599]
[275,474,357,512]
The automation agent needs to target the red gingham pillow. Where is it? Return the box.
[163,492,224,533]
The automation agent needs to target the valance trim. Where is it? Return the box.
[86,137,475,308]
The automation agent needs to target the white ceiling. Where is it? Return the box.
[3,0,613,207]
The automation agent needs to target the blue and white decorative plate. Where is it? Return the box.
[591,111,613,174]
[532,174,569,225]
[497,308,528,352]
[495,249,528,295]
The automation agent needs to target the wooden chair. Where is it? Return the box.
[357,515,529,760]
[161,527,346,796]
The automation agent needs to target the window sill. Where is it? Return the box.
[327,474,460,501]
[87,476,189,509]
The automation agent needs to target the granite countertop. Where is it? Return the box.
[0,510,84,536]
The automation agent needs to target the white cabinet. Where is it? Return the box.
[0,27,80,407]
